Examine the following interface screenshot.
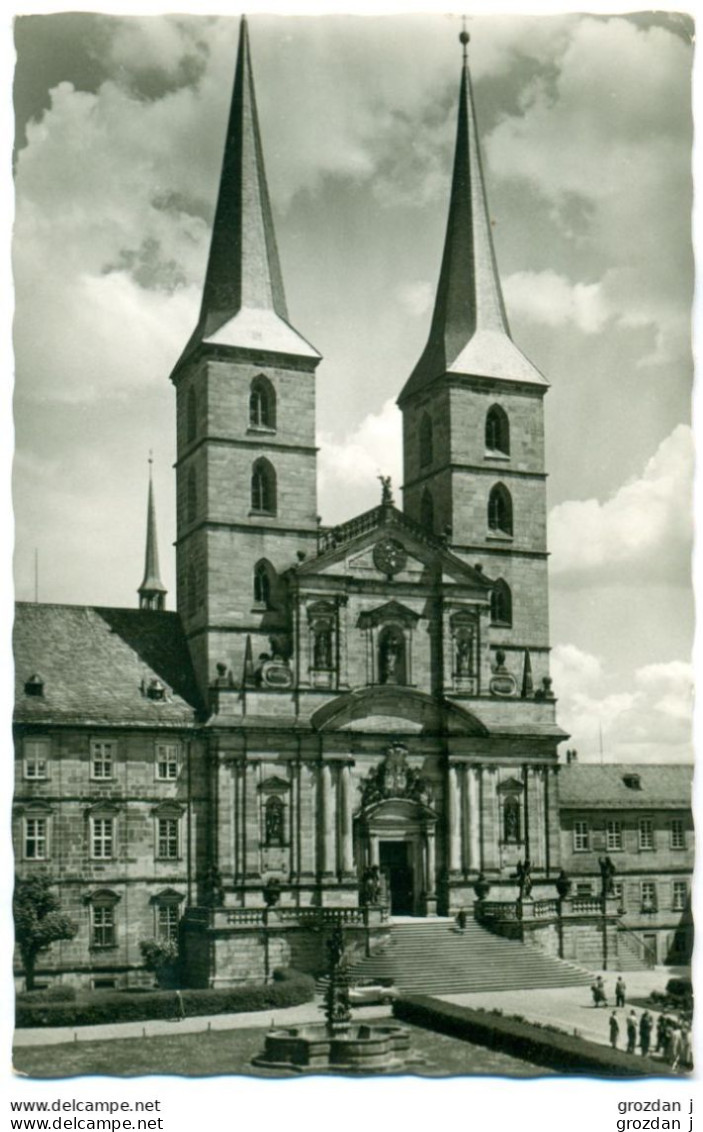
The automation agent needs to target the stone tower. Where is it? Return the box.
[170,17,321,697]
[398,35,551,686]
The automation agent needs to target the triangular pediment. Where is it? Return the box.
[295,504,489,591]
[357,601,420,629]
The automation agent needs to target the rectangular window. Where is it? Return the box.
[672,881,688,912]
[573,821,589,851]
[575,882,593,897]
[24,738,49,780]
[25,817,47,860]
[638,818,654,851]
[156,743,179,780]
[671,820,685,850]
[92,817,114,859]
[641,881,657,911]
[157,905,179,943]
[91,741,114,780]
[613,882,625,912]
[92,906,115,948]
[157,818,179,860]
[605,821,622,851]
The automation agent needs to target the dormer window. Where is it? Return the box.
[25,674,44,697]
[623,773,642,790]
[146,678,166,701]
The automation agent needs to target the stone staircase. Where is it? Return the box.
[320,918,593,996]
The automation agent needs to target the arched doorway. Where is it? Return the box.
[356,797,438,917]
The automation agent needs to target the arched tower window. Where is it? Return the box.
[253,560,272,608]
[503,795,521,843]
[491,579,512,627]
[488,484,513,536]
[420,488,435,533]
[419,413,433,467]
[251,458,277,515]
[186,386,197,443]
[378,624,407,686]
[249,375,276,430]
[486,405,509,455]
[187,468,197,524]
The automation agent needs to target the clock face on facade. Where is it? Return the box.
[373,538,408,576]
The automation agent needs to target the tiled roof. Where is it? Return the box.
[557,763,693,809]
[14,603,203,727]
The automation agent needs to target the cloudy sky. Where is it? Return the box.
[10,7,694,764]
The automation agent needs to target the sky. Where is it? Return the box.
[9,8,695,765]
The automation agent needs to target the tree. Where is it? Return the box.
[13,874,78,991]
[139,939,180,989]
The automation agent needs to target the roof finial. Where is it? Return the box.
[459,17,470,64]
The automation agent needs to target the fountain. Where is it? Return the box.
[252,925,413,1073]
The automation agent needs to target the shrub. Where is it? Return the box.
[16,972,315,1029]
[16,986,76,1004]
[393,997,673,1078]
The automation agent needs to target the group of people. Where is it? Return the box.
[594,975,692,1070]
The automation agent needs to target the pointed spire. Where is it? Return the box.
[138,454,167,611]
[399,30,546,402]
[171,16,319,378]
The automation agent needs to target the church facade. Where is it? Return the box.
[12,20,692,988]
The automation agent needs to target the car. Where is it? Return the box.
[348,979,399,1006]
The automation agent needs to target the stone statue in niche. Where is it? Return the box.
[456,632,473,677]
[313,623,333,669]
[503,795,520,842]
[265,797,285,846]
[379,631,403,684]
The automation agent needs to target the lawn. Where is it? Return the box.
[14,1023,553,1079]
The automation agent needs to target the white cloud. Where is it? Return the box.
[549,424,693,582]
[317,398,402,524]
[551,644,693,763]
[504,270,610,334]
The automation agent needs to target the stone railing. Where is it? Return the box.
[187,905,388,930]
[533,899,558,918]
[479,900,519,922]
[570,897,602,915]
[317,503,443,557]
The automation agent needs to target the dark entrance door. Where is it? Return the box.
[379,841,414,915]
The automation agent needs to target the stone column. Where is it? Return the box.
[482,767,500,870]
[447,764,461,873]
[320,762,335,876]
[425,829,436,895]
[299,762,316,878]
[370,836,380,866]
[340,763,355,876]
[244,759,260,882]
[467,765,480,872]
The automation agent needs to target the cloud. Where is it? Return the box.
[551,644,693,763]
[548,424,693,583]
[486,16,692,367]
[504,270,610,334]
[317,398,402,524]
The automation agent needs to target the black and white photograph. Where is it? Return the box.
[7,2,695,1093]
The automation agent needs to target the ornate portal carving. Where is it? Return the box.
[360,744,432,808]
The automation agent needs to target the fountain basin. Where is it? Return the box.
[252,1022,412,1073]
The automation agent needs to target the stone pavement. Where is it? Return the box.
[440,967,679,1054]
[13,999,390,1048]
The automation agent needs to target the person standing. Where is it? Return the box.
[656,1013,667,1053]
[615,976,626,1008]
[609,1011,620,1050]
[639,1010,653,1057]
[626,1010,638,1054]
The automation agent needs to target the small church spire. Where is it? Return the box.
[171,15,319,379]
[138,454,167,611]
[399,27,547,402]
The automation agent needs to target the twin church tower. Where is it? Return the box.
[165,18,551,711]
